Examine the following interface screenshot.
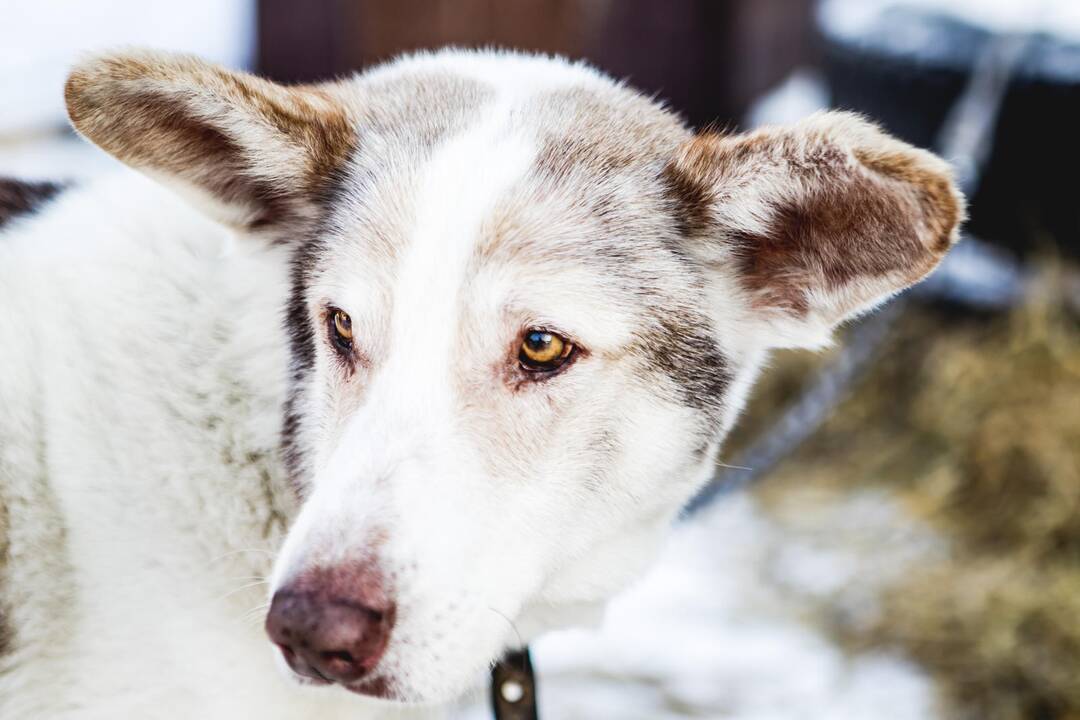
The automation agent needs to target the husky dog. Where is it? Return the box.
[0,49,962,719]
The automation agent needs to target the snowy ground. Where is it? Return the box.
[820,0,1080,42]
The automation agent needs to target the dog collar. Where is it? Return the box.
[491,647,538,720]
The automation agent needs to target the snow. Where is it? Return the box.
[820,0,1080,43]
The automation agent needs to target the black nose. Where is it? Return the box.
[266,569,396,686]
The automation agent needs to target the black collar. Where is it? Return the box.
[491,647,538,720]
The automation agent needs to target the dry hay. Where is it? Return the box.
[737,264,1080,720]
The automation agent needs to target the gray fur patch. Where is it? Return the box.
[639,314,732,420]
[0,494,9,659]
[0,179,65,230]
[0,608,12,659]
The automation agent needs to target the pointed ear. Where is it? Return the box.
[664,111,965,349]
[65,50,357,235]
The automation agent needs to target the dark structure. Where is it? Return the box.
[257,0,816,129]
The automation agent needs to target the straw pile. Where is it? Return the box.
[738,265,1080,720]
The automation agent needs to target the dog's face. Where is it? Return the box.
[66,50,962,703]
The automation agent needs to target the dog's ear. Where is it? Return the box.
[664,111,964,349]
[65,50,356,235]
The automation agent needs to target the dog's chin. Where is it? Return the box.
[343,673,476,707]
[380,602,609,704]
[273,649,468,706]
[283,667,410,704]
[341,674,397,701]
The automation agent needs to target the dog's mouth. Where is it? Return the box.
[279,646,397,700]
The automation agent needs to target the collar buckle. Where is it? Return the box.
[491,647,538,720]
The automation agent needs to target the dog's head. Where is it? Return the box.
[66,49,963,703]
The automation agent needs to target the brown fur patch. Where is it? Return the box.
[732,176,927,315]
[659,159,714,239]
[65,52,357,233]
[854,147,963,256]
[664,114,965,320]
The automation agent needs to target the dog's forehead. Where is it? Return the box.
[314,51,694,294]
[351,50,689,149]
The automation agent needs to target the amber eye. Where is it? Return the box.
[329,308,353,351]
[519,329,574,372]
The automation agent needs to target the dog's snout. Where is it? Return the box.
[266,565,396,687]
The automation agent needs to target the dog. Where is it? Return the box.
[0,48,963,719]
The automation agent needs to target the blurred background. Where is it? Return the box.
[2,1,1079,718]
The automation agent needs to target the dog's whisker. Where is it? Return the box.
[248,606,270,617]
[234,601,273,628]
[205,547,277,567]
[216,579,270,603]
[487,606,524,651]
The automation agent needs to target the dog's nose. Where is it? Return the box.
[266,567,395,685]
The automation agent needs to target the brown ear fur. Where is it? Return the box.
[65,50,357,231]
[664,112,964,324]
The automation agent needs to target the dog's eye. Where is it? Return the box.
[328,308,353,351]
[519,329,574,372]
